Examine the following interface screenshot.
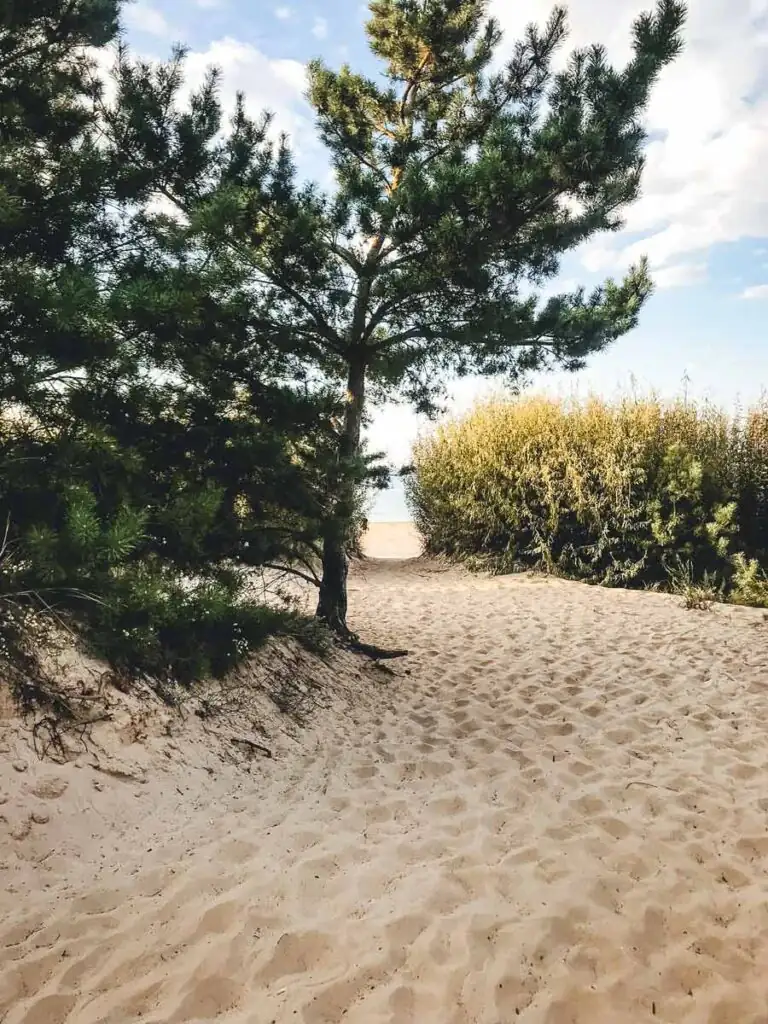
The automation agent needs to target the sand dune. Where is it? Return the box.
[3,529,768,1023]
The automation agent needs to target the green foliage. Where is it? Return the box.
[305,0,686,410]
[0,419,332,684]
[0,0,337,688]
[0,0,125,406]
[20,484,147,588]
[409,393,768,606]
[0,0,692,663]
[729,553,768,609]
[85,564,330,685]
[106,0,686,628]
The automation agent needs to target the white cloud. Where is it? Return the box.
[182,38,305,115]
[196,0,225,8]
[128,2,768,295]
[490,0,768,285]
[312,17,329,40]
[122,1,171,37]
[740,283,768,298]
[653,262,708,290]
[180,38,328,182]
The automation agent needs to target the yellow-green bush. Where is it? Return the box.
[408,394,768,596]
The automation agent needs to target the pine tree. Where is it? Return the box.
[101,0,686,637]
[306,0,686,632]
[0,2,339,677]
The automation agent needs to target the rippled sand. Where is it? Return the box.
[3,528,768,1023]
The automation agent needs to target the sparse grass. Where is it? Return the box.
[665,559,722,610]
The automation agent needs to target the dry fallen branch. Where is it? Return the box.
[230,736,273,759]
[624,780,681,793]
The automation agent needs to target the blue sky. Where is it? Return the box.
[120,0,768,515]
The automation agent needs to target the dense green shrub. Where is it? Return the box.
[0,411,334,685]
[84,564,329,684]
[409,394,768,601]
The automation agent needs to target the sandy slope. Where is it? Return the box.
[3,524,768,1024]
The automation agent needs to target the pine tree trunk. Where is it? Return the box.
[316,521,349,633]
[316,356,366,634]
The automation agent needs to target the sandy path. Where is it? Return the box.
[3,540,768,1023]
[360,521,423,559]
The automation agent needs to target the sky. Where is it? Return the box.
[120,0,768,517]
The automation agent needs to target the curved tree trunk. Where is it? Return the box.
[316,356,366,634]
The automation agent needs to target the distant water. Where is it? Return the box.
[369,477,411,522]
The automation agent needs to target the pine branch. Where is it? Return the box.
[0,0,79,73]
[88,68,347,360]
[327,239,363,274]
[327,123,392,187]
[262,562,320,588]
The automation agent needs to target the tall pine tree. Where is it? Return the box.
[102,0,686,636]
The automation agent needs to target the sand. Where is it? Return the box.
[3,522,768,1023]
[361,521,423,560]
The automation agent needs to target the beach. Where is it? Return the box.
[2,522,768,1023]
